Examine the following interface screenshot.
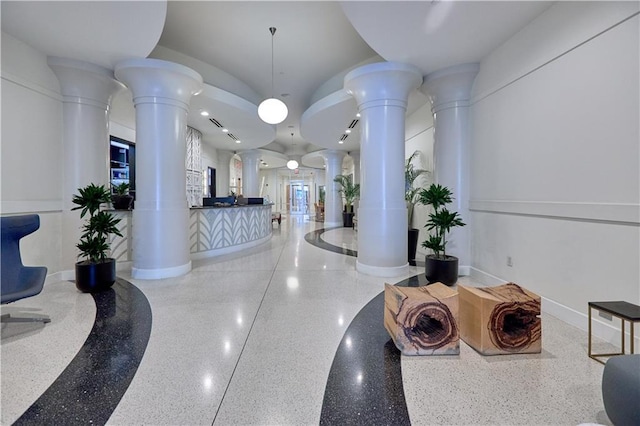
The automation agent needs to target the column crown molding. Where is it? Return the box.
[344,61,423,109]
[238,149,262,161]
[115,58,203,109]
[47,56,125,108]
[422,63,479,112]
[321,149,346,163]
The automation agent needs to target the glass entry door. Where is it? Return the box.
[290,181,309,214]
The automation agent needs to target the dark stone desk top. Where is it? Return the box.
[589,301,640,321]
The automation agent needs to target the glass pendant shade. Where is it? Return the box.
[286,159,299,170]
[258,98,288,124]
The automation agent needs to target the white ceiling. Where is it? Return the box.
[2,1,553,169]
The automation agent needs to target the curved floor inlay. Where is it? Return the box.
[304,227,358,257]
[14,278,152,426]
[320,274,428,424]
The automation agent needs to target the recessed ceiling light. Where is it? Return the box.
[356,113,361,118]
[200,111,209,117]
[338,140,344,144]
[235,140,241,144]
[222,128,229,133]
[345,129,351,134]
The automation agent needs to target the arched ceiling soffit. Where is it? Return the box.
[189,84,276,151]
[340,1,553,76]
[1,1,167,69]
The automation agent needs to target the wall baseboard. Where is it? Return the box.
[469,267,639,349]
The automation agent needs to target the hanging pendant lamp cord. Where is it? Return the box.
[269,27,276,98]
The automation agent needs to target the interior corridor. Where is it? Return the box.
[1,215,613,425]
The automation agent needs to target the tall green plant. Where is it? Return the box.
[417,183,465,259]
[72,183,122,264]
[333,174,360,211]
[405,150,430,228]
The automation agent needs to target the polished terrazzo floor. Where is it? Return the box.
[1,214,614,425]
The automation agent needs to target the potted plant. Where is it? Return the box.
[111,181,133,210]
[417,183,466,286]
[72,183,123,293]
[405,150,430,266]
[333,174,360,227]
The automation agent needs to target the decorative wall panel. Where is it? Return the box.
[186,126,203,207]
[109,211,132,262]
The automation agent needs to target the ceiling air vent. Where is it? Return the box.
[348,119,359,129]
[209,118,223,128]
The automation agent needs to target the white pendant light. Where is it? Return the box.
[287,132,298,169]
[258,27,288,125]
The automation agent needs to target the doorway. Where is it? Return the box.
[289,181,309,214]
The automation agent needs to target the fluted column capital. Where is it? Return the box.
[48,56,125,108]
[238,149,262,162]
[321,149,346,164]
[345,62,423,111]
[421,63,479,113]
[115,58,203,110]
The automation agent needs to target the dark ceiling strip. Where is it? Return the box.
[320,275,427,425]
[14,278,152,426]
[209,117,223,127]
[304,227,423,424]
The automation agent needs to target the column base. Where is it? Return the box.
[132,261,192,280]
[357,260,409,278]
[324,221,343,228]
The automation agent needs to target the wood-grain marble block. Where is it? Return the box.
[384,282,459,356]
[459,282,541,355]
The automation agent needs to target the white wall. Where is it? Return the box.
[468,2,640,332]
[1,32,64,275]
[259,168,278,204]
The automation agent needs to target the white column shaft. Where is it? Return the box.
[322,150,345,227]
[349,151,361,214]
[115,58,203,280]
[216,150,234,197]
[239,150,261,197]
[422,63,478,273]
[48,57,124,272]
[345,62,422,277]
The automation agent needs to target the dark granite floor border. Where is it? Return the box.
[14,278,152,426]
[304,227,358,257]
[320,274,430,425]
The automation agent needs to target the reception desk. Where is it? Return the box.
[189,204,273,259]
[109,204,273,263]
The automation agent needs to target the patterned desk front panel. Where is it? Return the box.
[189,205,272,253]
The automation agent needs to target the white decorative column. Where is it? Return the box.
[48,57,125,273]
[321,150,346,227]
[349,151,361,215]
[216,150,234,197]
[422,63,479,275]
[239,150,261,197]
[115,58,203,279]
[345,62,422,277]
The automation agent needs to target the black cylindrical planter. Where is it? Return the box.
[112,195,133,210]
[408,228,419,266]
[425,255,459,286]
[343,212,354,228]
[75,258,117,293]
